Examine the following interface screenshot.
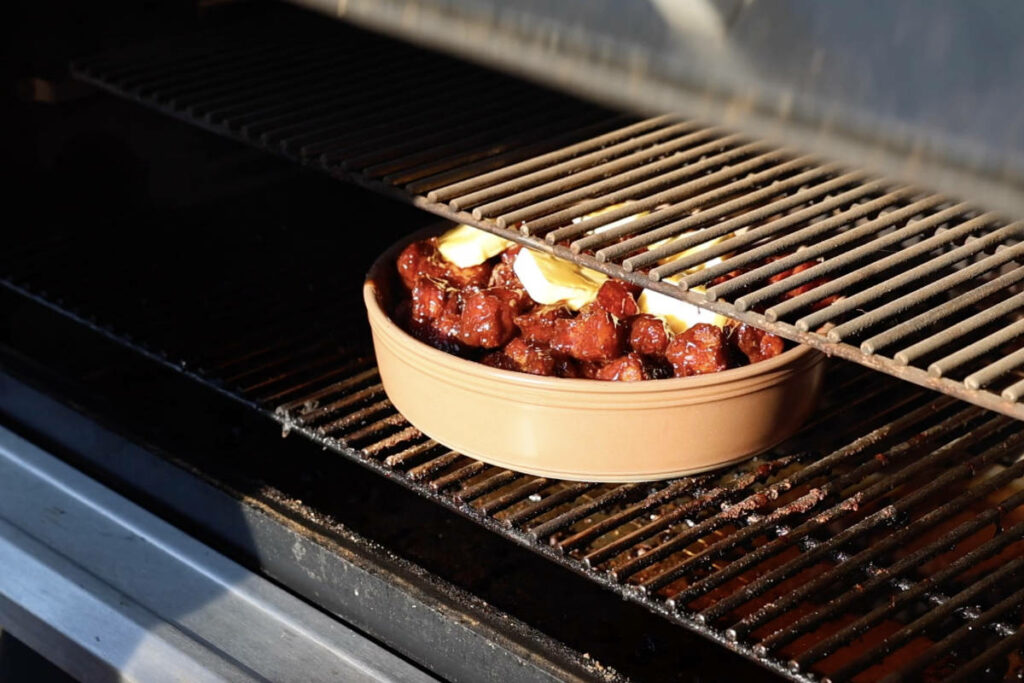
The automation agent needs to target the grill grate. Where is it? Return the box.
[69,6,1024,419]
[4,203,1024,682]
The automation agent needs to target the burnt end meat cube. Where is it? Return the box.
[628,314,672,357]
[514,305,572,344]
[665,323,731,376]
[457,287,520,348]
[397,238,492,291]
[489,246,525,290]
[594,280,640,318]
[480,350,518,372]
[503,337,558,376]
[409,314,466,356]
[489,259,523,291]
[577,361,604,379]
[410,276,449,322]
[407,276,466,353]
[728,323,786,364]
[397,240,433,290]
[595,353,648,381]
[550,307,626,362]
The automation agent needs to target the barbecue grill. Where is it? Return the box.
[3,1,1023,681]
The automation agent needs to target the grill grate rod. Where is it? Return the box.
[825,556,1024,683]
[657,410,1007,604]
[786,519,1024,674]
[728,457,1024,643]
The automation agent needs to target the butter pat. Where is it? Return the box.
[638,288,728,333]
[437,224,514,268]
[513,248,607,310]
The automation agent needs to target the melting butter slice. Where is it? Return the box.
[637,288,728,334]
[513,248,607,311]
[437,224,514,268]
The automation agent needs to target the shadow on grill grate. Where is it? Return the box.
[68,3,1024,419]
[4,181,1023,682]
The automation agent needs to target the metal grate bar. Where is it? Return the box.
[657,410,1005,603]
[825,555,1024,682]
[701,432,1024,629]
[718,199,965,306]
[788,520,1024,673]
[942,628,1024,683]
[727,458,1024,643]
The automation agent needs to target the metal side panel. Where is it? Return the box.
[0,425,438,683]
[0,365,619,683]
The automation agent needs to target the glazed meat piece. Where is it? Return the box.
[550,306,626,362]
[397,239,492,290]
[577,361,604,380]
[665,323,731,377]
[457,287,520,348]
[408,279,465,354]
[503,337,558,376]
[480,351,518,372]
[595,353,648,382]
[595,280,640,318]
[628,314,672,357]
[410,276,449,322]
[728,323,786,364]
[514,305,572,344]
[489,246,524,290]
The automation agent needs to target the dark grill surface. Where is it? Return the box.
[69,4,1024,419]
[4,191,1024,682]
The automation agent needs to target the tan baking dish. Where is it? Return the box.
[364,229,825,482]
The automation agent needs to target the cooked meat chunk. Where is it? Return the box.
[628,314,672,357]
[728,323,786,364]
[488,260,521,291]
[503,337,558,376]
[410,276,449,322]
[396,236,801,379]
[577,361,604,379]
[550,307,626,362]
[489,246,524,290]
[457,287,520,348]
[595,354,648,381]
[665,323,731,376]
[480,351,518,372]
[595,280,640,318]
[397,238,492,290]
[515,305,572,344]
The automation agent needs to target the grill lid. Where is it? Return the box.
[290,0,1024,220]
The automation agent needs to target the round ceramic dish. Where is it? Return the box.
[364,229,826,482]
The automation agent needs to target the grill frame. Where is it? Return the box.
[68,8,1024,419]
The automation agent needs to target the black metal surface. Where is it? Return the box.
[69,3,1024,419]
[3,177,1024,682]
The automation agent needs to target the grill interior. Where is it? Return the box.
[5,150,1024,682]
[69,3,1024,419]
[7,2,1024,680]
